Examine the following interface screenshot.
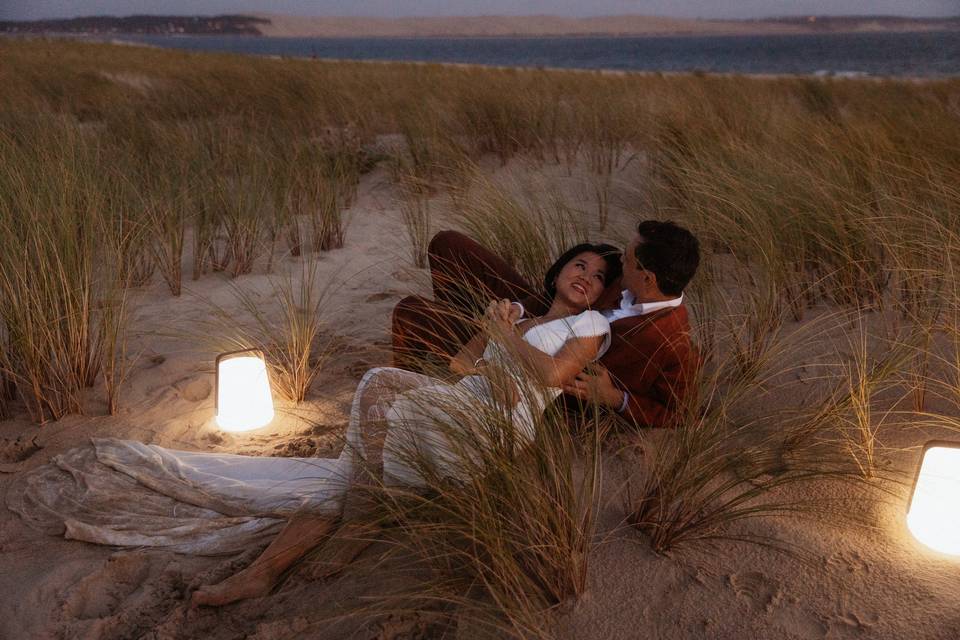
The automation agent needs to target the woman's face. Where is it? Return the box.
[554,251,608,309]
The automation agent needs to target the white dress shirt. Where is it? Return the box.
[512,291,683,414]
[603,290,683,323]
[511,290,683,324]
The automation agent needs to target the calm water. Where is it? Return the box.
[104,31,960,77]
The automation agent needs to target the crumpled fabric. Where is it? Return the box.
[6,439,347,555]
[4,367,439,556]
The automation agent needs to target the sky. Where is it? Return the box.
[1,0,958,22]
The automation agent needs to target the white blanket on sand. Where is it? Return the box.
[7,438,346,555]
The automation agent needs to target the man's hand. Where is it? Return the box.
[562,364,625,409]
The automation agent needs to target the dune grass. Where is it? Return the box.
[194,259,338,404]
[452,170,590,287]
[397,173,433,268]
[0,113,131,421]
[315,318,611,639]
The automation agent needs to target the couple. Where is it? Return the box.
[394,220,700,428]
[11,220,700,608]
[192,219,701,606]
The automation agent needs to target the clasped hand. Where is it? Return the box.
[562,363,624,409]
[483,298,520,334]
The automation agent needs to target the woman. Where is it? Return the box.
[10,243,621,607]
[367,242,622,491]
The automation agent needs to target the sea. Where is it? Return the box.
[101,31,960,77]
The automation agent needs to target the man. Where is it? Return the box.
[392,219,701,429]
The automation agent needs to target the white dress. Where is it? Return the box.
[8,310,609,555]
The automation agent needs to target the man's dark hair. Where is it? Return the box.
[634,220,700,296]
[543,243,622,302]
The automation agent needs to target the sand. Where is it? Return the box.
[2,154,960,640]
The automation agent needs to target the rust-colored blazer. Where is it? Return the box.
[599,305,696,429]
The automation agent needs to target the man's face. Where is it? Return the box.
[622,233,652,300]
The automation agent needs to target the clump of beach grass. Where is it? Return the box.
[626,331,882,555]
[195,259,338,403]
[320,323,610,638]
[0,114,132,422]
[452,172,588,286]
[396,173,433,268]
[306,170,345,253]
[217,157,272,278]
[832,320,916,479]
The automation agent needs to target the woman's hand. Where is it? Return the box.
[484,298,517,334]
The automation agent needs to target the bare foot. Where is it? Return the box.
[190,513,336,608]
[190,565,274,608]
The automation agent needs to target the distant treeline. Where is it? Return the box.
[0,14,268,36]
[1,13,958,38]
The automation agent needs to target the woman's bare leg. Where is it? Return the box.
[306,520,382,580]
[190,368,435,608]
[190,513,335,608]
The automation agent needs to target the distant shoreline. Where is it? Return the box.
[12,34,948,83]
[12,28,960,42]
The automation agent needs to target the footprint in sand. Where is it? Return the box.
[60,554,188,640]
[365,291,398,303]
[247,617,312,639]
[272,435,341,458]
[173,376,212,403]
[61,553,152,620]
[0,436,42,465]
[828,610,879,638]
[202,428,225,442]
[826,549,872,575]
[369,612,444,640]
[770,598,830,639]
[727,571,782,613]
[726,580,830,640]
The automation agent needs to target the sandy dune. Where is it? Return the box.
[1,152,959,639]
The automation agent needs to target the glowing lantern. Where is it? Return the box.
[907,441,960,556]
[215,349,274,432]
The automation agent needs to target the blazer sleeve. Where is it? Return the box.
[618,354,686,429]
[609,316,695,429]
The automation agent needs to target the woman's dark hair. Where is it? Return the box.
[543,243,622,302]
[634,220,700,296]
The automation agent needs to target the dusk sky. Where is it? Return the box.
[2,1,958,21]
